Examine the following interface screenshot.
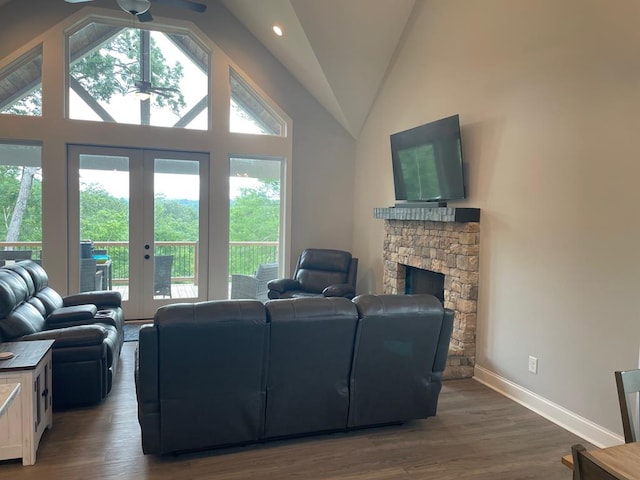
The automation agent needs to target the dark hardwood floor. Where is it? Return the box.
[0,343,583,479]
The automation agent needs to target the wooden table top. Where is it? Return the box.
[562,442,640,480]
[0,340,54,371]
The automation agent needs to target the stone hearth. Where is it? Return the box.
[374,207,480,379]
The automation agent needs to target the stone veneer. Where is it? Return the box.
[374,207,480,379]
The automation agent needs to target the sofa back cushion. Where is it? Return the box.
[0,271,21,318]
[264,297,358,438]
[2,264,36,296]
[154,300,269,453]
[0,301,46,340]
[18,260,48,291]
[348,294,449,428]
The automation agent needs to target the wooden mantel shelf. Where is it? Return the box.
[374,206,480,223]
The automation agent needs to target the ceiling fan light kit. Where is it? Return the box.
[116,0,151,15]
[64,0,206,22]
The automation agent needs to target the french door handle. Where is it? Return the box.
[144,254,150,260]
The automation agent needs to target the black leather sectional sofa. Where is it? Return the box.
[135,294,454,455]
[0,260,124,409]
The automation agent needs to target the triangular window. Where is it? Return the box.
[230,68,286,136]
[0,45,43,116]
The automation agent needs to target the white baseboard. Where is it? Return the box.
[473,365,622,448]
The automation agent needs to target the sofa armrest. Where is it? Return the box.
[322,283,355,299]
[21,324,107,348]
[64,290,122,309]
[267,278,300,293]
[136,324,161,454]
[46,305,97,326]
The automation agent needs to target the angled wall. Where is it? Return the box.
[354,0,640,444]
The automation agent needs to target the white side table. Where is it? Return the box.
[0,340,53,466]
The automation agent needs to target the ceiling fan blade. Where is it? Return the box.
[64,0,95,3]
[137,10,154,22]
[153,0,206,13]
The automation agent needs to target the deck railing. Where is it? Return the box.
[1,241,278,284]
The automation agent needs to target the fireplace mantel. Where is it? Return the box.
[374,206,480,223]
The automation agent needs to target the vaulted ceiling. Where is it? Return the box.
[0,0,416,138]
[220,0,416,138]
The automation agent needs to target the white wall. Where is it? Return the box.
[353,0,640,442]
[0,0,355,294]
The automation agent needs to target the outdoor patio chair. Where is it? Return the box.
[0,250,32,262]
[80,258,103,292]
[231,262,279,303]
[154,255,173,298]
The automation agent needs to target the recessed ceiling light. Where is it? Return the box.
[272,25,283,37]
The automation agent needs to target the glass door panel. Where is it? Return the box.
[151,156,202,301]
[78,154,130,300]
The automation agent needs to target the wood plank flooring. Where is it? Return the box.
[0,343,585,479]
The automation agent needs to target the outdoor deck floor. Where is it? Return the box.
[113,283,198,299]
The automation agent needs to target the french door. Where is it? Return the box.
[68,145,209,319]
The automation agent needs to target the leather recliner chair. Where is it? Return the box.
[267,248,358,300]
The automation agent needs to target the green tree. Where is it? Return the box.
[0,165,42,242]
[79,183,129,242]
[229,180,280,275]
[154,197,199,242]
[229,180,280,242]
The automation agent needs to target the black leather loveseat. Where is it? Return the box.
[135,294,454,455]
[0,260,124,409]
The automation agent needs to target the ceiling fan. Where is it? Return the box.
[132,80,178,100]
[64,0,207,23]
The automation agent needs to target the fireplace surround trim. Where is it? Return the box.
[375,206,480,379]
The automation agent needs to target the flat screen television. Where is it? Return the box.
[390,114,465,206]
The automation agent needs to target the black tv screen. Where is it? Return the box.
[390,114,465,204]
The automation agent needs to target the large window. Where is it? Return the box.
[0,142,42,262]
[228,156,282,300]
[0,9,292,303]
[67,22,208,129]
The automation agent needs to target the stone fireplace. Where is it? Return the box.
[374,207,480,379]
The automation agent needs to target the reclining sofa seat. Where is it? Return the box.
[0,260,124,408]
[267,248,358,299]
[136,294,454,455]
[136,300,270,454]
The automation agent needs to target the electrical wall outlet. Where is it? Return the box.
[528,355,538,374]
